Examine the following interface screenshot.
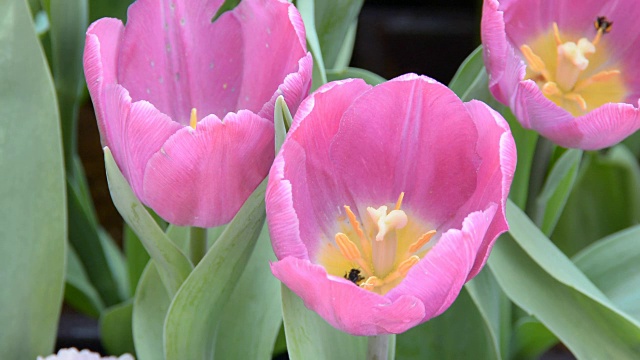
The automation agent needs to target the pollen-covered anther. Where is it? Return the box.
[189,108,198,129]
[407,230,436,254]
[360,276,383,291]
[380,255,421,285]
[344,205,372,258]
[335,232,372,275]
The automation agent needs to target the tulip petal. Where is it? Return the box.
[100,85,183,198]
[272,257,426,336]
[268,79,372,256]
[143,110,273,227]
[330,74,480,228]
[233,0,309,117]
[84,18,125,140]
[387,206,496,321]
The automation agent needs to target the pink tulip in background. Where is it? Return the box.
[482,0,640,150]
[266,75,516,336]
[84,0,312,227]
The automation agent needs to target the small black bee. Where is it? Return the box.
[344,268,365,285]
[594,16,613,33]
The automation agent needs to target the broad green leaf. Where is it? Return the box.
[281,284,367,360]
[465,267,510,359]
[47,0,87,174]
[510,317,557,360]
[104,148,192,296]
[296,0,327,90]
[533,149,582,236]
[275,95,293,153]
[396,283,501,360]
[164,181,267,359]
[552,145,640,256]
[573,225,640,322]
[332,21,357,70]
[124,224,150,296]
[448,46,538,209]
[0,0,66,358]
[100,300,135,356]
[273,325,287,357]
[65,245,104,317]
[213,224,283,359]
[313,0,364,69]
[132,262,170,360]
[489,201,640,358]
[326,67,386,86]
[68,179,124,306]
[100,228,130,299]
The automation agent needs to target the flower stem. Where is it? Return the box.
[190,226,207,265]
[367,334,390,360]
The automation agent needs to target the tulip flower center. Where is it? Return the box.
[519,17,625,116]
[317,193,436,295]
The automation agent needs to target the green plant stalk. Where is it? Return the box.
[190,227,208,265]
[367,334,390,360]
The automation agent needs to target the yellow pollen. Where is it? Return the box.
[189,108,198,129]
[520,18,625,116]
[318,193,437,295]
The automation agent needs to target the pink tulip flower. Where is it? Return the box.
[266,75,516,336]
[84,0,312,227]
[482,0,640,150]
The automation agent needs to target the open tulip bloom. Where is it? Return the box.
[482,0,640,150]
[266,75,516,336]
[84,0,312,227]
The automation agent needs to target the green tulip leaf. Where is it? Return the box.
[326,67,387,86]
[510,317,557,360]
[313,0,364,69]
[0,0,66,357]
[573,224,640,322]
[489,201,640,358]
[533,148,582,236]
[100,300,135,356]
[132,261,170,360]
[281,284,368,360]
[275,95,293,153]
[164,181,267,359]
[65,245,105,318]
[104,148,192,296]
[396,269,507,360]
[124,224,150,296]
[552,145,640,256]
[213,224,283,359]
[296,0,328,90]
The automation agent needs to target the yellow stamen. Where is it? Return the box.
[360,276,383,291]
[335,233,361,260]
[564,93,588,110]
[573,70,621,92]
[395,192,405,210]
[407,230,436,254]
[381,255,420,284]
[542,82,561,96]
[344,206,372,259]
[520,44,549,77]
[189,108,198,129]
[335,233,372,275]
[553,22,562,45]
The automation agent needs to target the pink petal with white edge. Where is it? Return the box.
[460,100,515,278]
[387,206,496,321]
[268,79,372,257]
[481,0,510,105]
[143,111,273,227]
[233,0,309,118]
[99,85,183,200]
[84,18,125,140]
[271,256,426,336]
[330,74,480,228]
